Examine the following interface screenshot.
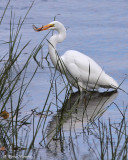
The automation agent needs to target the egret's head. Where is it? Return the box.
[33,21,64,32]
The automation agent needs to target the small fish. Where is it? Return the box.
[32,25,43,32]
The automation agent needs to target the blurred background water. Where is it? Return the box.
[0,0,128,159]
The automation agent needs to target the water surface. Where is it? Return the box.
[0,0,128,159]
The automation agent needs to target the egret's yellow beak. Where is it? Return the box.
[33,24,54,32]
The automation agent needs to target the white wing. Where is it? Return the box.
[61,50,118,89]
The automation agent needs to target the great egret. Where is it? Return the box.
[33,21,118,91]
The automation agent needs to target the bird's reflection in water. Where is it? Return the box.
[46,90,118,158]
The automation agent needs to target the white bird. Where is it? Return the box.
[33,21,118,91]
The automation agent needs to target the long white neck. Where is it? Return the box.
[48,24,66,69]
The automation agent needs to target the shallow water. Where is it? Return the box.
[0,0,128,159]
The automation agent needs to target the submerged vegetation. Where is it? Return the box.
[0,1,128,160]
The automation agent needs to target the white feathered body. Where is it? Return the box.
[61,50,118,90]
